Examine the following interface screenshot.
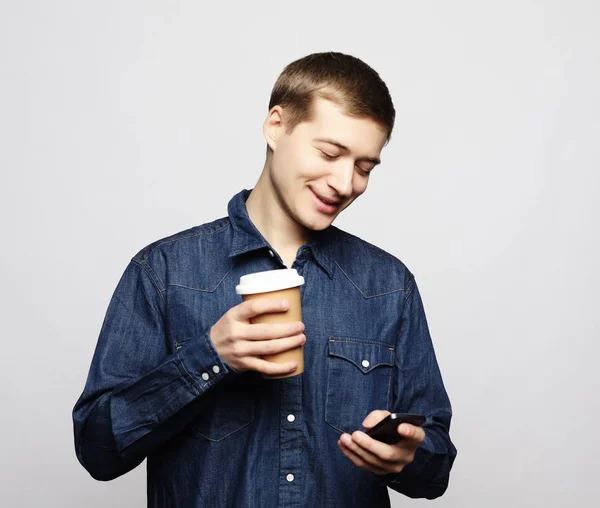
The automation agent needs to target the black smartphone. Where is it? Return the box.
[365,413,426,444]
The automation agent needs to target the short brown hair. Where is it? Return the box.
[268,52,395,145]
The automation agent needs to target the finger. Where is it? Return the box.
[337,437,390,475]
[234,299,291,321]
[342,432,403,471]
[243,357,299,377]
[241,334,306,356]
[362,410,391,429]
[244,321,305,341]
[397,423,426,444]
[338,443,387,475]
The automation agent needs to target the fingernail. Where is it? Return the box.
[282,300,290,310]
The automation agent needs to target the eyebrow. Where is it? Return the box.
[314,137,381,165]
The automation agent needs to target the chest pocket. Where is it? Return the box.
[325,338,395,434]
[188,373,256,442]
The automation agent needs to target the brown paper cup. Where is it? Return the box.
[236,269,304,379]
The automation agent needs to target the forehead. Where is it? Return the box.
[298,97,388,152]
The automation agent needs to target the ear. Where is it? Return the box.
[263,106,284,152]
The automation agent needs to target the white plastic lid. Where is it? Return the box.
[235,268,305,295]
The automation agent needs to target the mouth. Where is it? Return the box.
[309,188,342,215]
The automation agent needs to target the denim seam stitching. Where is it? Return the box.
[166,264,235,294]
[324,362,345,435]
[334,261,405,298]
[229,243,268,257]
[141,220,230,260]
[325,420,346,435]
[194,418,254,443]
[329,337,395,349]
[131,259,166,305]
[176,351,202,396]
[202,332,226,370]
[403,275,416,304]
[328,354,394,372]
[387,354,393,412]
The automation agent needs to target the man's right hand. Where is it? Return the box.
[209,299,306,376]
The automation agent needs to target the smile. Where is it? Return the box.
[309,188,341,214]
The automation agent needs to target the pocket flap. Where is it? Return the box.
[328,338,394,373]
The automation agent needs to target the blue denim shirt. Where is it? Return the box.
[73,189,456,507]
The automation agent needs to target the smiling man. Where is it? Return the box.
[246,95,385,268]
[73,52,457,507]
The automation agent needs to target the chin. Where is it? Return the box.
[299,213,336,232]
[306,222,332,232]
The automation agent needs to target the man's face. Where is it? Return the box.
[264,97,388,231]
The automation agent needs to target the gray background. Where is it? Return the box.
[1,0,598,506]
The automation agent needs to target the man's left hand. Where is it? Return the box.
[337,410,426,475]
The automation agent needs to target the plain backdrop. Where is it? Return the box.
[1,1,599,506]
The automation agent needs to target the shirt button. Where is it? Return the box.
[212,365,220,374]
[286,474,294,482]
[287,414,295,423]
[201,373,210,381]
[268,250,275,257]
[362,360,370,368]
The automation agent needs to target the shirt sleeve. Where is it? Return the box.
[384,275,458,499]
[72,259,232,481]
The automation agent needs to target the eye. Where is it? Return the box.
[319,150,338,161]
[356,166,371,177]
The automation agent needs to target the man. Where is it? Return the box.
[73,51,457,507]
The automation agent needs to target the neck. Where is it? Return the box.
[246,165,311,259]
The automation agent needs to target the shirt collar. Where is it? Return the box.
[227,189,334,278]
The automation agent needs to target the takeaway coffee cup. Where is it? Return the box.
[236,269,305,378]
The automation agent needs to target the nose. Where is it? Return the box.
[327,161,353,198]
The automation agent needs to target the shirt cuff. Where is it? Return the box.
[384,432,435,486]
[177,332,232,394]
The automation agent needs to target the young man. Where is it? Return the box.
[73,52,457,507]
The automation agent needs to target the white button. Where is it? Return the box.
[286,474,294,482]
[212,365,220,374]
[287,414,295,422]
[268,250,274,257]
[362,360,370,368]
[201,373,210,381]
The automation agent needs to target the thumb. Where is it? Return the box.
[362,410,391,429]
[397,423,426,443]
